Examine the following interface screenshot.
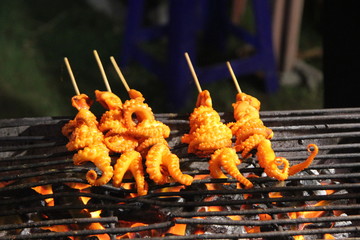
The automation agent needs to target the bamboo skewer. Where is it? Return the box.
[110,56,130,92]
[184,52,202,93]
[226,61,242,93]
[93,50,112,93]
[64,57,80,96]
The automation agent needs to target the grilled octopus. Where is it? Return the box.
[124,89,193,186]
[228,92,319,181]
[62,94,113,186]
[95,90,147,195]
[182,90,252,188]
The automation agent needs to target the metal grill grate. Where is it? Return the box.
[1,108,360,239]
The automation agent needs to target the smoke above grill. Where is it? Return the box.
[1,108,360,239]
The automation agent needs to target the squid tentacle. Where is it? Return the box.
[163,153,193,186]
[145,143,169,185]
[209,147,253,188]
[136,137,168,156]
[257,139,290,181]
[73,144,113,186]
[104,131,138,153]
[122,99,155,129]
[146,143,193,185]
[288,144,319,176]
[113,150,148,196]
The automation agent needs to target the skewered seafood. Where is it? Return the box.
[95,90,146,194]
[62,94,113,186]
[73,143,113,186]
[228,92,319,181]
[182,90,250,187]
[95,90,139,153]
[113,150,148,196]
[181,90,233,157]
[145,143,193,186]
[123,88,193,185]
[209,147,253,188]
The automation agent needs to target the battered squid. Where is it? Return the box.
[73,143,113,186]
[95,90,147,192]
[95,90,139,153]
[228,92,319,181]
[122,89,170,155]
[62,94,113,186]
[182,90,248,186]
[181,90,233,157]
[209,147,253,188]
[113,150,148,196]
[123,89,193,187]
[145,143,193,186]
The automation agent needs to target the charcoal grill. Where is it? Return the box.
[1,108,360,239]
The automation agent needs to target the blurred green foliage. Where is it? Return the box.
[0,0,323,119]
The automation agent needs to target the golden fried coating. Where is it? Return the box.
[62,109,102,151]
[71,94,93,110]
[122,98,155,129]
[209,147,253,188]
[182,90,233,157]
[288,144,319,176]
[126,119,170,139]
[62,94,114,186]
[104,130,139,153]
[229,92,319,182]
[95,90,122,110]
[113,150,148,196]
[73,143,113,186]
[145,143,193,186]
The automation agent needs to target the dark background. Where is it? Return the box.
[0,0,324,119]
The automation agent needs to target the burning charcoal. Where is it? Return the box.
[202,216,246,235]
[331,213,352,238]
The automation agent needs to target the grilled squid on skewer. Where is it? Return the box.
[182,53,250,188]
[226,61,319,181]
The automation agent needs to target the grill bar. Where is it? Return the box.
[2,108,360,239]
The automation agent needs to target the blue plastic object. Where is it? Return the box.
[119,0,278,110]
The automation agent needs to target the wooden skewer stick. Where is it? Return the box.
[64,57,80,96]
[93,50,112,93]
[226,61,242,93]
[110,56,130,92]
[184,52,202,93]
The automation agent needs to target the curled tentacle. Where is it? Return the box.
[235,134,267,158]
[113,150,148,196]
[127,119,170,139]
[257,140,289,181]
[163,153,193,186]
[146,143,193,185]
[136,137,169,157]
[209,147,253,188]
[98,109,126,133]
[145,143,170,184]
[288,144,319,176]
[122,98,155,129]
[73,144,113,186]
[104,130,138,153]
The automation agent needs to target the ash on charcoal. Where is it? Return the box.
[330,213,352,239]
[203,216,246,235]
